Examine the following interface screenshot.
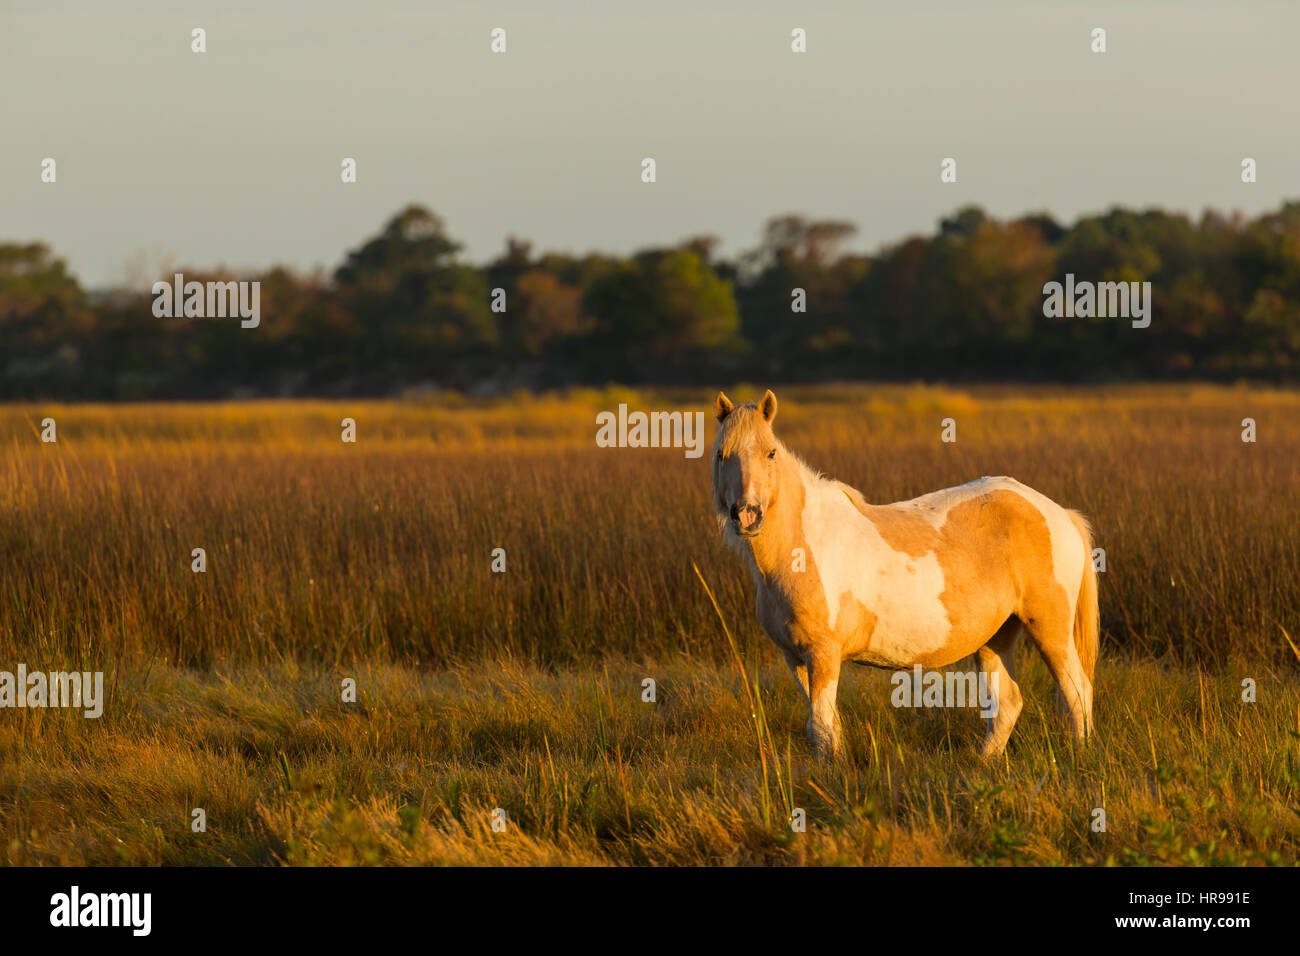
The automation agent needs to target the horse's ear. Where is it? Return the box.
[714,391,734,422]
[759,389,778,423]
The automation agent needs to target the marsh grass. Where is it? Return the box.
[1,385,1297,864]
[2,384,1296,669]
[1,654,1296,865]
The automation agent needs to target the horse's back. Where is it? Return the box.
[890,475,1086,604]
[821,475,1088,666]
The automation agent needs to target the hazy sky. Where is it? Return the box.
[4,0,1298,288]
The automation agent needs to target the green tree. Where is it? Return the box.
[584,250,741,361]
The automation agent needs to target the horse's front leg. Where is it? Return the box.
[780,647,810,706]
[805,647,843,760]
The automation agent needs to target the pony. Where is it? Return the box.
[711,389,1098,759]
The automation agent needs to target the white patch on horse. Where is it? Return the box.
[813,677,838,725]
[799,470,952,664]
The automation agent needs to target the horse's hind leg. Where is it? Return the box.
[1021,596,1092,742]
[978,619,1025,758]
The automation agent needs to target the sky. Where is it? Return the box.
[3,0,1298,289]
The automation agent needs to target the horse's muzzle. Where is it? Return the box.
[730,502,764,536]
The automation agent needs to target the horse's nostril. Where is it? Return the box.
[729,504,740,521]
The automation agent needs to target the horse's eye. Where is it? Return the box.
[716,450,723,460]
[767,449,776,459]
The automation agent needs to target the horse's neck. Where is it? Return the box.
[747,454,825,584]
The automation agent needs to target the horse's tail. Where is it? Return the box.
[1067,510,1099,682]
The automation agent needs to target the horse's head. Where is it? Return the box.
[712,389,781,540]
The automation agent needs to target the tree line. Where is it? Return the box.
[3,201,1299,399]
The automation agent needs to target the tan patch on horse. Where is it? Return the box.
[832,590,879,660]
[853,499,943,560]
[748,462,824,645]
[920,489,1070,665]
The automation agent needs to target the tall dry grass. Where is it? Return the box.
[2,385,1295,669]
[2,385,1298,865]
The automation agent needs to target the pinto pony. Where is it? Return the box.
[711,389,1098,759]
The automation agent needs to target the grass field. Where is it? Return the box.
[2,384,1298,865]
